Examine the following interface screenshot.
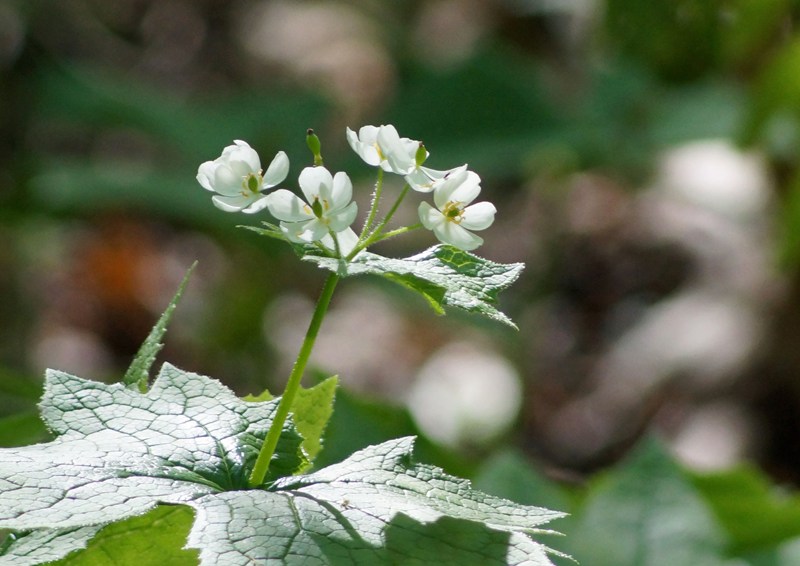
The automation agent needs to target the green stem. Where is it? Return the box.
[349,184,412,259]
[373,183,410,234]
[369,223,422,245]
[248,272,340,487]
[359,168,384,242]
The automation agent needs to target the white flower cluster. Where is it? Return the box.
[197,125,496,252]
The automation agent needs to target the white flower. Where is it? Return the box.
[418,166,496,251]
[346,124,423,175]
[319,227,360,258]
[197,140,289,214]
[267,166,358,244]
[404,164,461,193]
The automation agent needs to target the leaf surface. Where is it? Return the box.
[187,437,565,565]
[304,245,524,328]
[0,367,562,565]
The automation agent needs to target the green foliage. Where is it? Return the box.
[692,466,800,553]
[54,506,198,566]
[304,244,524,328]
[0,366,563,565]
[472,438,800,565]
[566,439,728,565]
[291,376,338,468]
[123,263,195,391]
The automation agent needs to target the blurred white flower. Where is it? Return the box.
[407,342,522,449]
[268,166,358,245]
[418,166,496,251]
[197,140,289,213]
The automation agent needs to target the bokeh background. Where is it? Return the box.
[4,0,800,562]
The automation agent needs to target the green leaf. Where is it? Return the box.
[122,263,196,391]
[187,437,565,565]
[1,527,103,566]
[566,437,729,566]
[473,450,572,515]
[242,376,338,471]
[54,506,197,565]
[304,245,524,328]
[292,376,338,469]
[0,366,564,564]
[0,364,304,563]
[691,465,800,553]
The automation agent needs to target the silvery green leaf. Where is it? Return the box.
[0,367,563,564]
[304,244,525,328]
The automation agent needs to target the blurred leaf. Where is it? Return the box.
[778,172,800,267]
[0,412,48,448]
[691,465,800,553]
[32,63,327,158]
[649,81,745,145]
[743,38,800,145]
[385,49,563,177]
[29,162,221,224]
[604,0,721,80]
[721,0,791,67]
[473,450,572,514]
[742,536,800,566]
[565,437,729,566]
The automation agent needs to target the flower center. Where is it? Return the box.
[242,171,263,195]
[310,196,331,219]
[442,201,464,224]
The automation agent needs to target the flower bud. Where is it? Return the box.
[311,197,325,219]
[306,128,323,166]
[415,142,427,168]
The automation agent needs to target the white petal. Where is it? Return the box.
[213,164,245,196]
[328,201,358,232]
[330,171,353,209]
[421,166,456,180]
[335,227,359,256]
[347,126,380,166]
[449,171,482,206]
[266,189,314,221]
[434,222,483,251]
[418,202,445,230]
[280,221,312,243]
[400,138,423,160]
[263,151,289,187]
[381,128,416,173]
[197,161,217,191]
[298,166,333,203]
[227,159,255,179]
[459,201,496,231]
[377,124,402,151]
[212,194,252,212]
[358,125,379,144]
[405,169,436,192]
[302,219,330,242]
[433,166,469,209]
[231,140,261,171]
[241,196,273,214]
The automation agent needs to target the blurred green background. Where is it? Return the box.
[5,0,800,563]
